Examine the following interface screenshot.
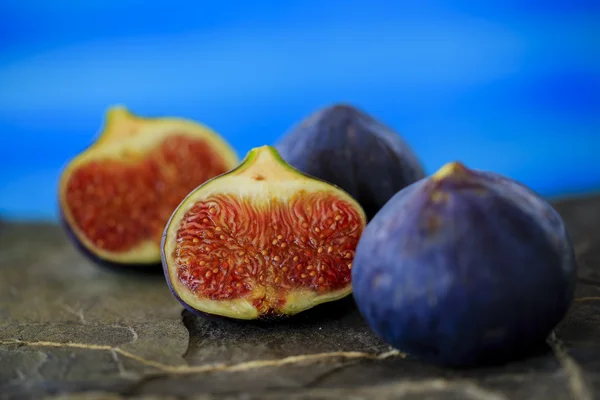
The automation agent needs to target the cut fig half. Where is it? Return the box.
[58,106,239,267]
[161,145,367,319]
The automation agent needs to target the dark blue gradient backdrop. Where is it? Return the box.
[1,1,599,221]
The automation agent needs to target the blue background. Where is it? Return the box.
[1,0,599,221]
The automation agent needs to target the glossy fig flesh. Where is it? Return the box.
[58,106,239,267]
[275,104,426,220]
[351,161,577,367]
[161,145,367,320]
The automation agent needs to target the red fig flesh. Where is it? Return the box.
[59,106,239,266]
[162,145,367,319]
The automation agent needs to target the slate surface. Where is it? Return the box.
[1,194,599,400]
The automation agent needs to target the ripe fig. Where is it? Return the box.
[58,106,239,268]
[161,145,367,320]
[275,104,426,220]
[351,161,578,367]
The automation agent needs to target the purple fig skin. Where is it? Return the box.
[59,208,162,272]
[351,162,578,368]
[275,104,426,220]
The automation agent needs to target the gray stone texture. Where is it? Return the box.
[1,194,599,399]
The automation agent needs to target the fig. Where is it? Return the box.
[58,106,239,267]
[161,145,367,320]
[351,161,578,367]
[275,104,426,220]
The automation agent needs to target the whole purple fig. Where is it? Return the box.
[351,161,577,367]
[275,104,425,220]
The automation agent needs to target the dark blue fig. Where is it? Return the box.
[275,104,425,220]
[351,161,578,368]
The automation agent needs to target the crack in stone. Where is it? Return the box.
[118,325,139,344]
[574,297,600,302]
[119,373,166,397]
[455,381,509,400]
[43,378,509,400]
[298,378,508,400]
[14,368,25,381]
[3,323,141,349]
[109,349,127,376]
[0,339,405,375]
[548,332,594,400]
[303,361,360,388]
[61,305,87,324]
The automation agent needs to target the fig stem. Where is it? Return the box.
[431,161,470,181]
[233,145,298,181]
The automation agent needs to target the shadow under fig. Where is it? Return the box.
[183,294,360,328]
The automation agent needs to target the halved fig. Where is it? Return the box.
[161,145,367,319]
[58,106,239,267]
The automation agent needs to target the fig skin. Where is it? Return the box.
[59,209,162,272]
[351,161,578,368]
[275,104,426,220]
[161,145,367,320]
[58,106,239,269]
